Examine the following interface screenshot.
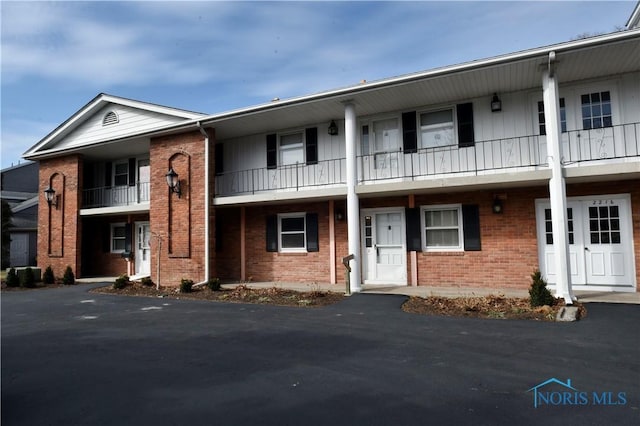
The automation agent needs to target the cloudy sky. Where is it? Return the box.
[1,1,636,168]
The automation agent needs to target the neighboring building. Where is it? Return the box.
[24,29,640,298]
[1,162,39,267]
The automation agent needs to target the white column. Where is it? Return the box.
[344,101,361,292]
[542,63,574,304]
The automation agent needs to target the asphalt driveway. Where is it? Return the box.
[2,284,639,426]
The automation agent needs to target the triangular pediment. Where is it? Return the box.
[24,94,205,158]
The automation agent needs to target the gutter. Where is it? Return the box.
[196,121,210,286]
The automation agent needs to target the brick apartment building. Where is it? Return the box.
[24,24,640,300]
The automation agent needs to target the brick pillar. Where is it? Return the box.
[37,155,83,278]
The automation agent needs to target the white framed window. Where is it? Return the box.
[278,213,306,252]
[279,132,304,166]
[111,223,126,253]
[372,118,400,153]
[581,91,612,130]
[420,108,454,148]
[421,205,463,251]
[537,99,567,135]
[113,161,129,186]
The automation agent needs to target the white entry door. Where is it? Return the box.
[135,222,151,276]
[536,195,635,291]
[362,209,407,285]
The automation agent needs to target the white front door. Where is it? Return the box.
[362,209,407,285]
[536,195,635,291]
[135,222,151,276]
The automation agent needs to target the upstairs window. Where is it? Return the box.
[279,132,304,166]
[581,91,612,130]
[103,111,119,126]
[538,99,566,135]
[113,162,129,186]
[420,109,454,148]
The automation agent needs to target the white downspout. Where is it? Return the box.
[344,101,361,292]
[542,51,574,304]
[195,122,210,287]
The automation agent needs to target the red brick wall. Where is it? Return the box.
[243,202,331,283]
[215,207,241,280]
[150,130,209,286]
[37,155,83,279]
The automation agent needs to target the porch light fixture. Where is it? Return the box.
[492,197,504,214]
[335,208,344,221]
[165,168,181,198]
[491,93,502,112]
[43,186,58,208]
[328,120,339,136]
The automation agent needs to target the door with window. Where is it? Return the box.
[362,209,407,285]
[372,119,400,179]
[135,222,151,276]
[536,195,634,290]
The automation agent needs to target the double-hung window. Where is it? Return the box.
[420,109,454,148]
[581,91,612,130]
[422,205,463,251]
[537,99,566,135]
[111,223,126,253]
[279,133,304,166]
[279,213,306,252]
[113,162,129,186]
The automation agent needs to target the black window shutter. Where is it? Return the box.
[306,213,319,252]
[215,143,224,176]
[104,162,112,188]
[266,134,277,169]
[405,207,422,251]
[402,111,417,153]
[266,215,278,252]
[457,103,475,147]
[305,127,318,165]
[128,158,136,186]
[462,204,481,251]
[103,224,111,252]
[124,223,132,253]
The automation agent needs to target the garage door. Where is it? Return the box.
[536,195,635,291]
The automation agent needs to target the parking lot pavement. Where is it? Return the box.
[2,284,639,426]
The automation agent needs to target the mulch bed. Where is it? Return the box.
[91,282,346,308]
[402,294,586,321]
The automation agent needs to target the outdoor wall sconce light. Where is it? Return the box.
[328,120,339,136]
[491,93,502,112]
[43,186,58,208]
[492,197,504,214]
[165,168,181,198]
[335,208,345,221]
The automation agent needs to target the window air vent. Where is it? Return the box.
[102,111,119,126]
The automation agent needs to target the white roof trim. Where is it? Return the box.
[23,93,205,158]
[627,1,640,29]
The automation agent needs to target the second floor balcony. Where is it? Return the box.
[82,182,150,209]
[215,122,640,197]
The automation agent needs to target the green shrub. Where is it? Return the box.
[180,278,194,293]
[62,266,75,285]
[43,266,55,284]
[5,268,19,287]
[529,270,555,307]
[20,267,36,288]
[113,274,129,290]
[206,278,221,291]
[140,276,154,287]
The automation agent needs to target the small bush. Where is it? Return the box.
[20,267,36,288]
[113,274,129,290]
[206,278,221,291]
[180,278,194,293]
[140,276,154,287]
[43,266,55,284]
[529,270,555,307]
[62,266,75,285]
[5,268,19,287]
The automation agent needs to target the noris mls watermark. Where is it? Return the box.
[527,378,627,408]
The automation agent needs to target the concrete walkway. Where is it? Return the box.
[77,277,640,304]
